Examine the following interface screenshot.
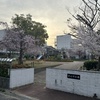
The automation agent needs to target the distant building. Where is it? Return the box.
[0,29,6,40]
[0,30,6,52]
[0,29,19,58]
[55,34,86,59]
[45,46,60,57]
[56,34,72,50]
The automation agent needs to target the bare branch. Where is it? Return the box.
[79,6,91,23]
[66,7,78,20]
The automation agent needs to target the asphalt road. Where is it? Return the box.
[0,92,18,100]
[0,90,37,100]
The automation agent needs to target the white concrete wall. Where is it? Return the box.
[10,68,34,88]
[46,68,100,99]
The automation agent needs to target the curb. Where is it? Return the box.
[0,89,39,100]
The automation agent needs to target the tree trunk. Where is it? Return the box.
[8,50,12,58]
[18,41,23,64]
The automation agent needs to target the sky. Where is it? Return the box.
[0,0,81,47]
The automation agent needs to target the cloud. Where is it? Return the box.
[0,0,81,46]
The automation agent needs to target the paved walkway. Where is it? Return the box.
[13,61,98,100]
[55,61,83,70]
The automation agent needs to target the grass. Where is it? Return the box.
[12,60,62,69]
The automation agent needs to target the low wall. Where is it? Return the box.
[46,68,100,99]
[10,68,34,88]
[0,77,10,88]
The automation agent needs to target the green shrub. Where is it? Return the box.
[46,56,56,61]
[0,62,33,78]
[59,59,73,62]
[45,58,73,62]
[0,63,10,78]
[24,54,34,60]
[83,60,98,70]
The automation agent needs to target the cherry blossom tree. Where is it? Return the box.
[67,0,100,69]
[0,22,37,64]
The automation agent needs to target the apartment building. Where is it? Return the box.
[55,34,86,59]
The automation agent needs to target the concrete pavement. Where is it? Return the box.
[55,61,83,70]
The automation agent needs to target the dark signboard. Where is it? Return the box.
[67,74,80,80]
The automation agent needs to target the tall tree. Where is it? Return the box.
[0,22,36,64]
[0,14,48,64]
[67,0,100,69]
[12,14,48,46]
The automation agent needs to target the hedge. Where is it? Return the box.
[12,64,32,69]
[0,63,10,78]
[83,60,98,70]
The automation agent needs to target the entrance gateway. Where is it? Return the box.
[46,68,100,99]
